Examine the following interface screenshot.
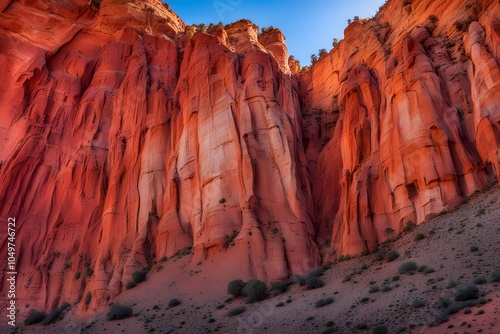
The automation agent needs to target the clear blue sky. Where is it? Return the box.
[166,0,387,65]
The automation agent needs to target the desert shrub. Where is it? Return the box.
[132,271,146,284]
[447,279,459,288]
[392,275,400,281]
[423,267,435,274]
[356,323,368,330]
[414,233,425,241]
[343,275,351,282]
[308,266,324,277]
[470,245,479,252]
[372,324,388,334]
[374,249,386,261]
[86,267,94,277]
[446,303,461,315]
[474,276,487,284]
[242,279,268,303]
[491,270,500,282]
[60,302,70,311]
[74,271,81,280]
[305,275,325,290]
[42,307,62,325]
[227,306,246,316]
[404,220,415,232]
[271,280,292,294]
[276,301,284,307]
[412,299,425,308]
[126,282,136,289]
[381,285,391,292]
[224,297,234,303]
[434,311,449,325]
[292,274,306,286]
[386,250,400,262]
[315,297,333,308]
[216,304,225,309]
[227,279,246,297]
[398,262,417,274]
[24,311,46,325]
[463,307,471,314]
[369,286,380,293]
[384,227,395,235]
[168,298,181,307]
[106,304,133,320]
[438,296,452,309]
[219,198,226,204]
[360,297,369,303]
[454,284,479,301]
[85,292,92,305]
[417,265,427,272]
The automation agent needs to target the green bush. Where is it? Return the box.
[276,301,284,307]
[85,292,92,305]
[474,276,487,284]
[242,279,268,303]
[106,304,133,320]
[308,267,324,277]
[372,324,388,334]
[132,271,146,284]
[470,245,479,252]
[491,270,500,282]
[404,220,415,232]
[216,304,225,309]
[454,284,479,301]
[315,297,333,308]
[42,307,62,325]
[412,299,425,308]
[398,262,417,274]
[168,298,181,307]
[423,267,435,274]
[414,233,425,241]
[292,275,306,286]
[369,286,380,293]
[24,311,46,325]
[381,285,391,292]
[126,281,136,289]
[227,306,246,316]
[227,279,246,297]
[86,267,94,277]
[271,280,292,294]
[305,276,325,290]
[60,302,70,311]
[386,250,400,262]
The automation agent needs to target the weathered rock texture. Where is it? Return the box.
[303,0,500,257]
[0,0,499,313]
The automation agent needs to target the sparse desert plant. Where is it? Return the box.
[126,281,136,289]
[454,284,479,301]
[447,279,459,288]
[384,227,395,236]
[42,307,62,325]
[305,275,325,290]
[343,275,351,282]
[491,270,500,282]
[85,292,92,305]
[24,311,46,325]
[412,299,425,308]
[476,208,485,216]
[315,297,333,308]
[398,262,417,274]
[392,275,400,281]
[60,302,70,311]
[86,267,94,277]
[242,279,268,303]
[381,285,391,292]
[470,245,479,252]
[369,286,380,293]
[474,276,487,284]
[375,250,386,261]
[271,280,292,294]
[132,270,146,284]
[106,304,133,320]
[372,324,388,334]
[227,306,246,316]
[292,274,306,286]
[386,250,400,262]
[404,220,416,232]
[418,265,427,272]
[216,304,225,309]
[74,271,81,280]
[423,267,435,274]
[463,307,471,314]
[438,296,452,309]
[276,301,284,307]
[414,233,425,241]
[356,323,368,330]
[308,266,325,277]
[168,298,181,307]
[227,279,246,297]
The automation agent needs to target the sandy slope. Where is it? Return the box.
[7,186,500,334]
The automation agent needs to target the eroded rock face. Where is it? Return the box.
[0,0,318,312]
[303,0,500,257]
[0,0,499,314]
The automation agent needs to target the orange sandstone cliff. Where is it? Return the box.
[0,0,499,312]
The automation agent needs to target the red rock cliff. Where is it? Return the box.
[302,0,500,256]
[0,0,499,313]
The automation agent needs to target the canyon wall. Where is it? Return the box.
[0,0,499,312]
[302,0,500,257]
